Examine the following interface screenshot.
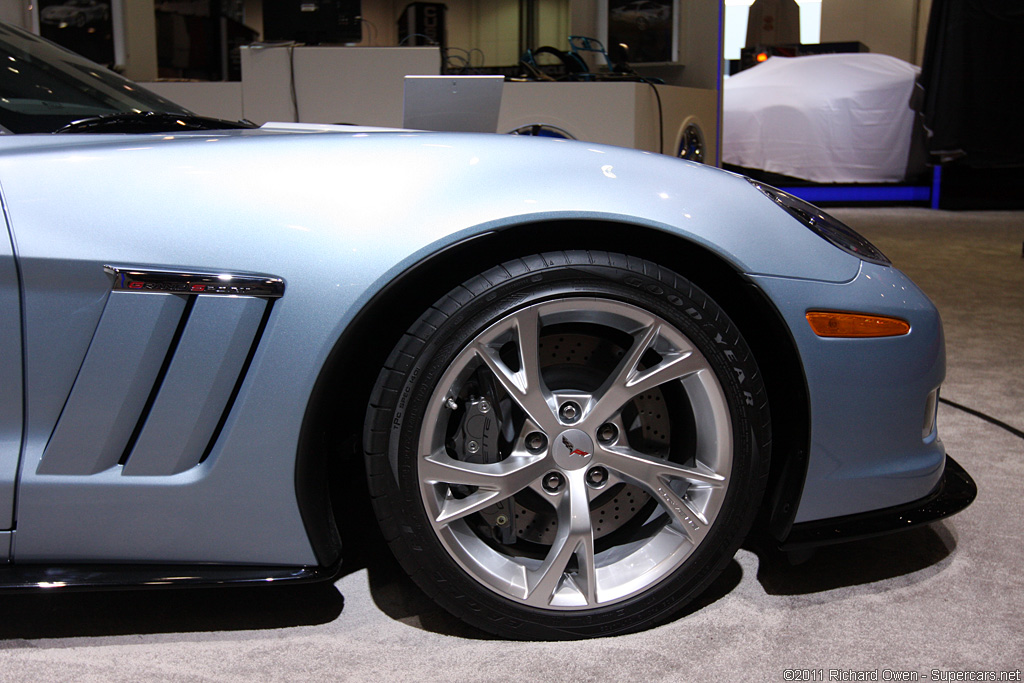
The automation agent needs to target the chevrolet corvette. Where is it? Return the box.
[0,22,975,639]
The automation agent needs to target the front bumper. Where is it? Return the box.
[751,262,948,523]
[779,454,976,550]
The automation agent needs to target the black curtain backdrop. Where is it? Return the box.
[918,0,1024,168]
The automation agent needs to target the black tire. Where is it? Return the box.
[364,251,770,639]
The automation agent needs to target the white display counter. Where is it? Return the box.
[498,81,718,162]
[142,46,718,163]
[143,45,443,127]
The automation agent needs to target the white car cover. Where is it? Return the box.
[723,53,920,183]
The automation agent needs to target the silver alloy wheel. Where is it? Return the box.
[417,297,733,610]
[508,124,576,140]
[678,123,705,164]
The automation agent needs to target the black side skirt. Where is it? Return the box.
[0,562,338,592]
[779,454,977,551]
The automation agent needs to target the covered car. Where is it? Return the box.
[724,53,920,183]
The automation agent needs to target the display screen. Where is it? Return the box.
[37,0,115,66]
[606,0,676,64]
[261,0,362,45]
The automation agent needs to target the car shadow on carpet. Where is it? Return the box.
[361,546,745,639]
[0,581,345,640]
[328,448,959,639]
[357,521,957,638]
[339,512,957,638]
[753,522,957,596]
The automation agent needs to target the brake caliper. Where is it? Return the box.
[450,395,517,544]
[452,397,501,465]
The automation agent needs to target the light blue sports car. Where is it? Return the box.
[0,22,974,639]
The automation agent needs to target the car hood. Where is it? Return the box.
[0,127,860,284]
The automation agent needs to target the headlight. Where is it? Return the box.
[747,179,891,266]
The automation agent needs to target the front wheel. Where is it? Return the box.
[364,251,770,639]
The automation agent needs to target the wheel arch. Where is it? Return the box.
[295,218,811,567]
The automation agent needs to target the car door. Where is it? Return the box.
[0,193,23,556]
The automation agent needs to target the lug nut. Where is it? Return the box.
[586,466,609,488]
[597,423,618,443]
[559,401,581,423]
[526,432,548,453]
[542,471,565,493]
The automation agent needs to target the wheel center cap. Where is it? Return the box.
[553,428,594,470]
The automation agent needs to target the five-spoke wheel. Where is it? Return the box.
[365,251,769,639]
[418,298,732,609]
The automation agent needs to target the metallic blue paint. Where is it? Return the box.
[0,127,950,566]
[751,263,946,522]
[0,190,21,531]
[38,291,185,475]
[121,295,267,476]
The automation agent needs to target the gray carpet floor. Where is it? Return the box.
[1,208,1021,681]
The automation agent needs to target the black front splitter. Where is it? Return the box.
[779,454,977,551]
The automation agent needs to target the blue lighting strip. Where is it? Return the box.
[930,166,942,210]
[779,185,933,204]
[715,0,724,167]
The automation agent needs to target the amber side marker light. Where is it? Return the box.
[806,311,911,338]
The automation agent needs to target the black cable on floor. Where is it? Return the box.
[940,397,1024,440]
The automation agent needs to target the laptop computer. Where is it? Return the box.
[402,75,505,133]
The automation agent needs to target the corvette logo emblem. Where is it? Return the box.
[562,435,590,457]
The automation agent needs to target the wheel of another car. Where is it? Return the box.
[678,122,706,163]
[364,251,770,639]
